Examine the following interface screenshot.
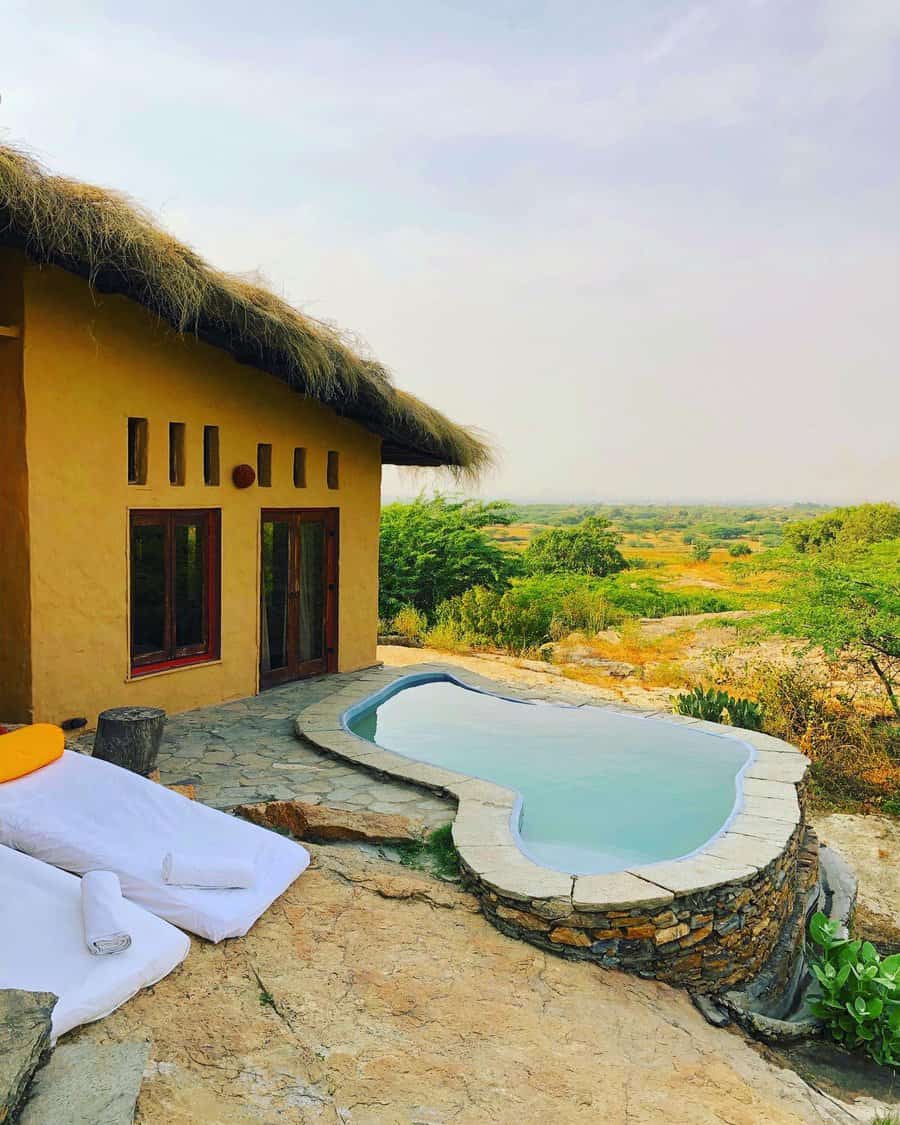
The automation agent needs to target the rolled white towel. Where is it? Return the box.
[81,870,132,955]
[161,852,255,890]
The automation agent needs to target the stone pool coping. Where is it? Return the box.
[294,662,809,914]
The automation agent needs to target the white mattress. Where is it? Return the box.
[0,750,310,942]
[0,845,190,1041]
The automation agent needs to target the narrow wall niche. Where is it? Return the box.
[204,425,220,486]
[257,443,272,487]
[293,447,307,488]
[128,417,148,485]
[169,422,186,486]
[327,450,339,490]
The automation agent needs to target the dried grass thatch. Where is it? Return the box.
[0,144,491,476]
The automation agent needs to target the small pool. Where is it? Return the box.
[346,675,753,875]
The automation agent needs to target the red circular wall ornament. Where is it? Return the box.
[232,464,256,489]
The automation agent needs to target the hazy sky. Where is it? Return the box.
[3,1,898,503]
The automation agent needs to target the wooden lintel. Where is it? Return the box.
[0,325,21,338]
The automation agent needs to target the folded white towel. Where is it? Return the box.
[161,852,254,890]
[81,870,132,955]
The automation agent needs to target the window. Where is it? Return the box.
[203,425,220,486]
[130,509,220,674]
[327,450,339,490]
[293,447,307,488]
[169,422,186,485]
[127,418,148,485]
[257,443,272,487]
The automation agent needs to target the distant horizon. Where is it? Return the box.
[380,489,894,509]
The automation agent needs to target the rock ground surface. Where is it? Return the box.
[72,845,887,1125]
[379,643,679,708]
[236,799,423,843]
[812,813,900,948]
[57,648,896,1121]
[19,1040,150,1125]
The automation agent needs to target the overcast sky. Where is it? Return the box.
[3,1,898,503]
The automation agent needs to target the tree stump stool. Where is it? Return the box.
[92,707,166,776]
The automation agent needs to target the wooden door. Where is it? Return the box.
[259,509,338,688]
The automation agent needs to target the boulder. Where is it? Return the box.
[18,1040,150,1125]
[166,783,196,800]
[236,799,423,844]
[581,659,636,677]
[0,989,55,1123]
[377,634,423,648]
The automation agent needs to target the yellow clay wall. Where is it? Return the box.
[20,259,382,725]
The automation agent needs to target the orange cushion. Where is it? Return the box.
[0,724,65,782]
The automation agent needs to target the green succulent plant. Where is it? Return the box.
[808,911,900,1069]
[673,687,764,731]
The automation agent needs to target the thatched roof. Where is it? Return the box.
[0,144,490,475]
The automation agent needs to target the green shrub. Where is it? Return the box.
[430,573,741,655]
[523,516,627,578]
[784,503,900,553]
[675,686,727,721]
[379,495,520,619]
[807,911,900,1068]
[397,824,460,880]
[724,696,765,731]
[674,686,763,731]
[433,575,620,654]
[728,542,752,557]
[691,540,712,562]
[599,574,738,618]
[391,605,427,641]
[421,620,470,653]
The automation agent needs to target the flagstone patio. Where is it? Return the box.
[78,671,454,827]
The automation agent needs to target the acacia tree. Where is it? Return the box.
[772,540,900,719]
[783,503,900,553]
[523,516,627,578]
[379,495,519,620]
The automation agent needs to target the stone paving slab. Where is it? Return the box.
[0,989,55,1124]
[632,853,757,895]
[19,1040,150,1125]
[571,871,674,910]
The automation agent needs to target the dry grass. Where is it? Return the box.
[391,605,428,642]
[422,621,473,654]
[736,661,900,811]
[0,144,491,476]
[564,618,692,658]
[553,621,697,690]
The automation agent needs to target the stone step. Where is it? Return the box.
[18,1040,150,1125]
[0,989,56,1124]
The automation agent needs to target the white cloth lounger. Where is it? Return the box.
[0,750,310,942]
[0,845,190,1041]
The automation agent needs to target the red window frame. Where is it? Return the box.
[129,509,221,675]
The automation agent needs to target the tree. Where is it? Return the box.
[691,540,712,562]
[379,495,519,620]
[783,503,900,553]
[523,516,627,578]
[771,541,900,718]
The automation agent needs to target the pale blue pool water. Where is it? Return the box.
[347,676,752,875]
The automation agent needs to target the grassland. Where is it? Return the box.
[476,503,898,815]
